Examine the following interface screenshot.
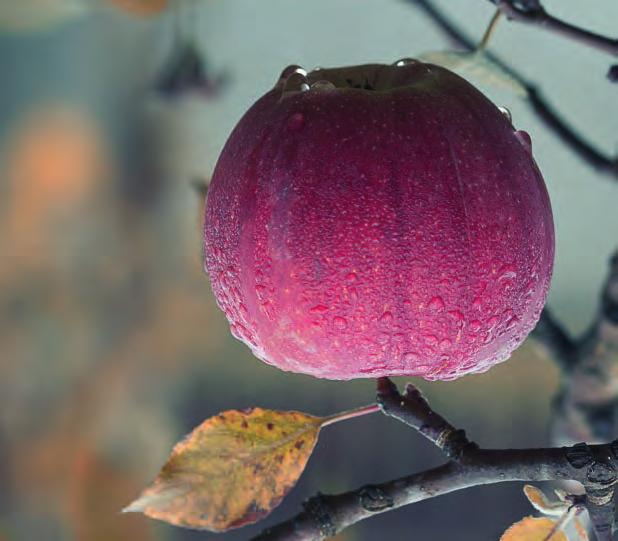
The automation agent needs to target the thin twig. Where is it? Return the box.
[477,8,502,51]
[405,0,618,178]
[253,379,617,541]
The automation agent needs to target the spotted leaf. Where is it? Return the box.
[123,408,324,531]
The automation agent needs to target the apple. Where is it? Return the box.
[204,60,554,380]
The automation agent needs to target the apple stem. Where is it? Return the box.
[321,404,381,427]
[477,9,503,51]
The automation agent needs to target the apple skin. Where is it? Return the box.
[204,61,554,381]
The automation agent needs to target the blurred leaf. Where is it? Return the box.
[523,485,570,516]
[124,408,325,531]
[500,516,568,541]
[154,41,228,99]
[419,50,528,97]
[105,0,168,16]
[0,0,88,31]
[574,518,589,540]
[68,446,154,541]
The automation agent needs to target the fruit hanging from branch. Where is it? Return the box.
[204,60,554,381]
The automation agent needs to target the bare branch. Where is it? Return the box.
[493,1,618,57]
[376,377,476,459]
[404,0,618,178]
[254,380,618,541]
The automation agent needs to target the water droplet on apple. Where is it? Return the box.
[379,311,393,323]
[428,296,444,310]
[424,334,438,345]
[447,310,464,322]
[487,315,500,328]
[282,72,310,96]
[333,316,348,329]
[469,320,482,331]
[345,272,358,282]
[277,64,307,86]
[498,106,512,123]
[393,58,420,67]
[402,351,419,363]
[515,130,532,153]
[348,288,358,302]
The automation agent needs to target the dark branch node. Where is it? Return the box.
[358,486,394,512]
[565,442,594,469]
[302,494,336,538]
[586,461,617,486]
[442,429,477,461]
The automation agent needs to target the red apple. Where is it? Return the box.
[204,61,554,380]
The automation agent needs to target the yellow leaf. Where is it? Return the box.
[124,408,324,531]
[500,516,568,541]
[419,50,528,97]
[523,485,570,516]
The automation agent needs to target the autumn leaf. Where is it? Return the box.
[500,516,568,541]
[123,408,325,531]
[523,485,570,516]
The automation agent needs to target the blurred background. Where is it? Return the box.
[1,0,616,540]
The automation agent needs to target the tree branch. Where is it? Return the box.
[253,380,618,541]
[491,1,618,57]
[405,0,618,178]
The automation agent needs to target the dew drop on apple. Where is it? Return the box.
[277,64,307,85]
[393,58,420,67]
[379,311,393,323]
[403,351,418,363]
[282,72,310,96]
[428,296,444,311]
[333,316,348,329]
[498,106,512,123]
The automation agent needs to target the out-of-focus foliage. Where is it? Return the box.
[0,0,88,31]
[0,0,167,32]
